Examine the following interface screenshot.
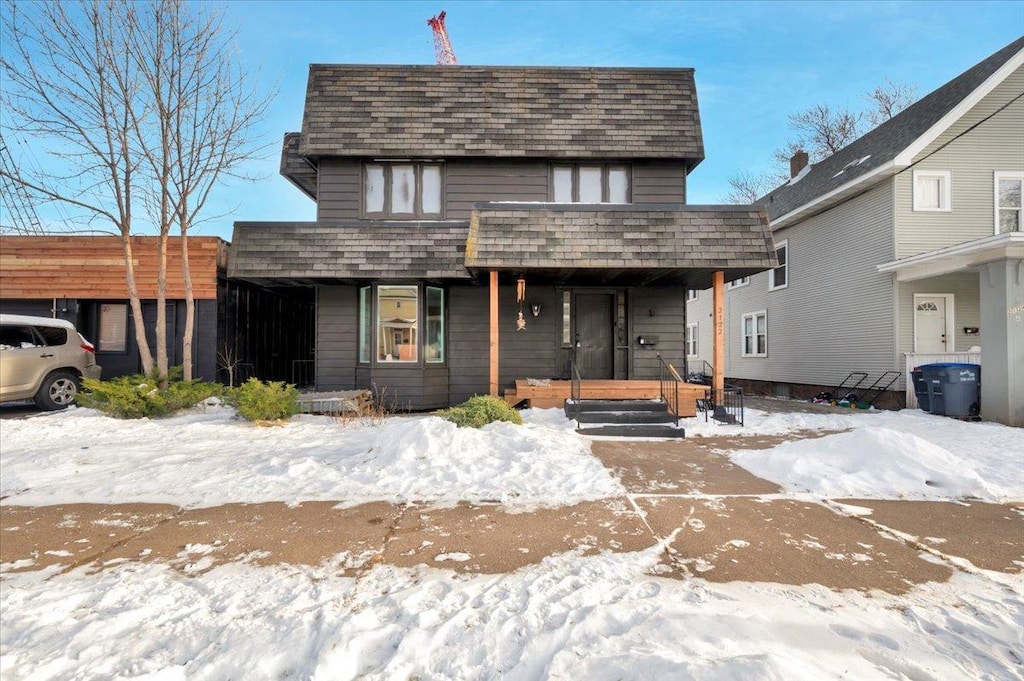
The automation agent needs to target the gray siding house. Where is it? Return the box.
[688,37,1024,426]
[229,65,777,410]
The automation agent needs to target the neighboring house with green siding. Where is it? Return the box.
[688,36,1024,426]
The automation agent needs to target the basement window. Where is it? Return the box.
[552,165,631,203]
[364,163,443,218]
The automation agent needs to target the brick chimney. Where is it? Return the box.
[790,149,809,178]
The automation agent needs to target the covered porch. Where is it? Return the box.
[878,232,1023,426]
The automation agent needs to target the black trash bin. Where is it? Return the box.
[920,363,981,418]
[910,367,930,412]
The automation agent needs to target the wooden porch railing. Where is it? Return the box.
[904,351,981,408]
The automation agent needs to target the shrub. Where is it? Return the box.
[439,395,523,429]
[77,375,222,418]
[227,378,300,422]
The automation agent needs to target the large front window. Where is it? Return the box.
[995,172,1023,234]
[365,163,442,217]
[378,285,418,362]
[552,164,630,203]
[360,284,445,365]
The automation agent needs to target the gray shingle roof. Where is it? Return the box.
[765,36,1019,223]
[763,37,1024,223]
[298,65,704,162]
[466,203,776,289]
[280,133,317,200]
[229,222,472,281]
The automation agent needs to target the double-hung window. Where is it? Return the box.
[686,322,698,357]
[995,172,1023,234]
[913,170,951,212]
[364,162,442,217]
[741,311,767,357]
[769,240,788,291]
[552,164,630,203]
[686,289,698,302]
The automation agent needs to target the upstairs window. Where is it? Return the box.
[913,170,951,212]
[769,240,788,291]
[364,163,442,218]
[726,276,749,290]
[995,172,1023,234]
[552,165,630,203]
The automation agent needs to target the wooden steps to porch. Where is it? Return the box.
[504,379,703,418]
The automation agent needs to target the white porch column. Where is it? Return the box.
[979,258,1024,426]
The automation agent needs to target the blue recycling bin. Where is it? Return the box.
[919,363,981,418]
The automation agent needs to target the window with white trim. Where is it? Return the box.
[741,311,767,357]
[913,170,951,212]
[686,322,698,357]
[995,172,1023,234]
[364,162,442,217]
[769,240,788,291]
[552,164,630,203]
[686,289,698,302]
[726,276,749,290]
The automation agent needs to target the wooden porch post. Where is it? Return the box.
[712,271,725,395]
[489,270,499,396]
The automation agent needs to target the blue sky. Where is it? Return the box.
[14,1,1024,239]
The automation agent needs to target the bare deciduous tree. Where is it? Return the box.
[0,0,156,373]
[2,0,268,384]
[724,80,918,203]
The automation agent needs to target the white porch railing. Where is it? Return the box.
[904,351,982,408]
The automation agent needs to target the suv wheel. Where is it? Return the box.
[35,371,80,410]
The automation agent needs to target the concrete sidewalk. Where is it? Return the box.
[2,437,1021,593]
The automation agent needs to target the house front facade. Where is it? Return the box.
[688,37,1024,426]
[229,65,777,410]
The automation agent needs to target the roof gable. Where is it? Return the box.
[764,36,1024,227]
[297,65,704,163]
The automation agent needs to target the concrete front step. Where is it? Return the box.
[576,424,686,438]
[576,410,675,424]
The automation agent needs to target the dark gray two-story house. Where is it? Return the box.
[229,65,777,413]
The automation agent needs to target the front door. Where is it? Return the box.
[915,295,950,353]
[575,293,614,379]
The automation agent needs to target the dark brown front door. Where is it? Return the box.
[575,293,614,379]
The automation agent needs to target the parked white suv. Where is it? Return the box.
[0,314,102,410]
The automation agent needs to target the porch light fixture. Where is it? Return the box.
[531,302,542,317]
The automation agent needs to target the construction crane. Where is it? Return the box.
[427,11,457,65]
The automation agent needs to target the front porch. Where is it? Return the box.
[504,378,707,417]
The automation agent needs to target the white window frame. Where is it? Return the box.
[994,171,1024,235]
[912,169,951,212]
[726,276,749,290]
[685,322,698,357]
[686,289,698,302]
[740,310,768,358]
[769,240,789,291]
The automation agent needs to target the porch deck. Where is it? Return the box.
[505,379,705,417]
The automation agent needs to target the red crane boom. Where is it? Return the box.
[427,11,457,65]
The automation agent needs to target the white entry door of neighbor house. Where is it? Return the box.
[914,294,953,353]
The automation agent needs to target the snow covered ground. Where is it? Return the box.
[1,402,1022,679]
[1,402,1020,507]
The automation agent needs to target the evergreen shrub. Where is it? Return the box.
[227,378,300,422]
[439,395,523,428]
[77,375,222,418]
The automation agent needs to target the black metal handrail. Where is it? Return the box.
[569,356,582,421]
[655,353,682,427]
[687,360,714,386]
[704,385,745,426]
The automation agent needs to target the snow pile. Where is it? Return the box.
[1,549,1020,680]
[0,406,622,508]
[724,410,1023,502]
